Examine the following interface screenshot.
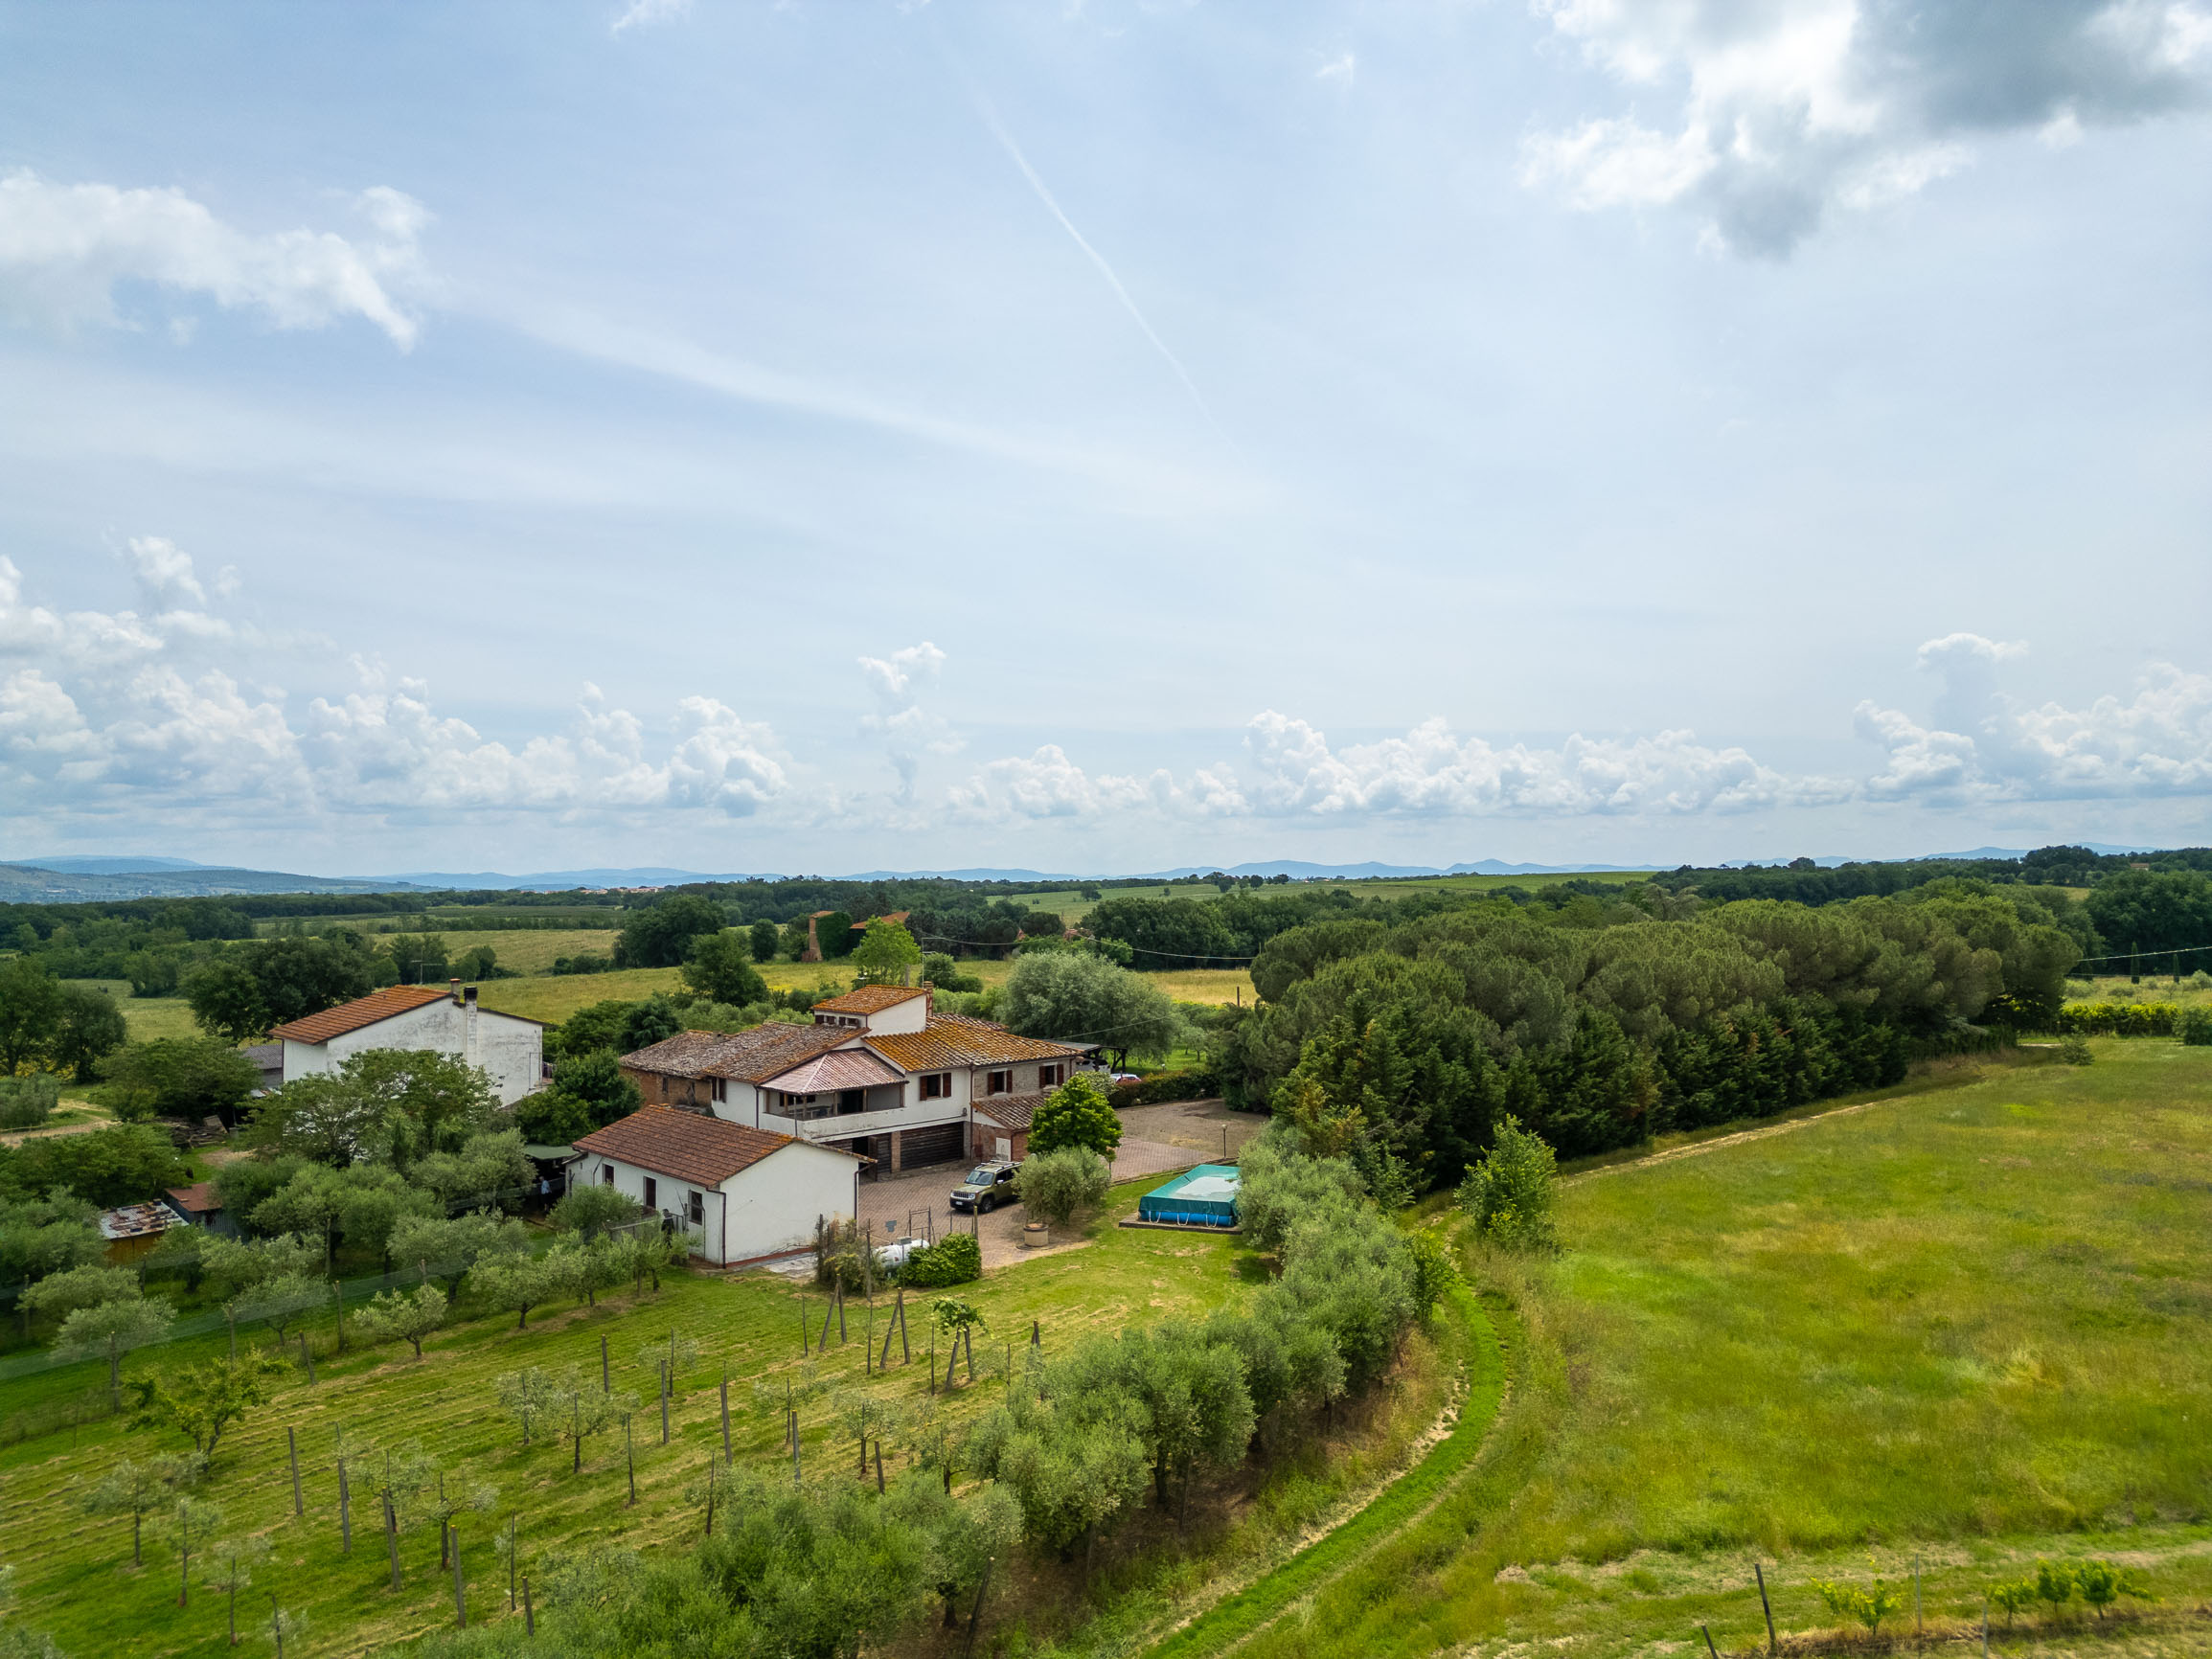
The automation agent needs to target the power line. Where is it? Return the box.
[905,928,1256,966]
[2070,942,2212,969]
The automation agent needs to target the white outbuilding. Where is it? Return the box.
[570,1104,865,1266]
[268,982,544,1105]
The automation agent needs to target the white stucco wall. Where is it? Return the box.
[577,1139,856,1265]
[718,1141,857,1262]
[282,997,543,1105]
[857,996,929,1035]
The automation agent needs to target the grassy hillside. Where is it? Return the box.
[0,1177,1263,1657]
[471,968,682,1024]
[1213,1040,2212,1659]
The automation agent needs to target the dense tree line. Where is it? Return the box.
[1218,882,2083,1184]
[1648,844,2212,907]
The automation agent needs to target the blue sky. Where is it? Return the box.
[1,0,2207,876]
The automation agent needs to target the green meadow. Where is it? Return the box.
[1203,1039,2212,1659]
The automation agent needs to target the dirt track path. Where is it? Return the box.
[1137,1283,1509,1659]
[1565,1094,1898,1185]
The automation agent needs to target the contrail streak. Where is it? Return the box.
[970,91,1226,438]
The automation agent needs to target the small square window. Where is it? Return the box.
[988,1069,1011,1096]
[1038,1064,1060,1088]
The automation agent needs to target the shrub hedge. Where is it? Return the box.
[898,1233,981,1287]
[1108,1069,1222,1107]
[2054,1002,2180,1036]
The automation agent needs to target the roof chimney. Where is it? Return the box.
[465,985,478,1007]
[450,977,463,1006]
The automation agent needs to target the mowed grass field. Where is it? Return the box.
[0,1178,1261,1658]
[1218,1040,2212,1659]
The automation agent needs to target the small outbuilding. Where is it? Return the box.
[570,1105,866,1266]
[162,1182,238,1239]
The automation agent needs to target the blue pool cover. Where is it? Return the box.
[1139,1163,1241,1227]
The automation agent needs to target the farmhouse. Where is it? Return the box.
[619,984,1098,1172]
[570,1104,864,1265]
[267,981,544,1105]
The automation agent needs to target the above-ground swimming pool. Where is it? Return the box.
[1138,1163,1241,1228]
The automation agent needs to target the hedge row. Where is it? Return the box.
[1108,1069,1221,1107]
[2054,1002,2180,1036]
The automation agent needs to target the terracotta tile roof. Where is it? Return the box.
[812,984,928,1015]
[865,1014,1090,1074]
[620,1023,847,1082]
[575,1104,858,1187]
[268,984,451,1044]
[972,1091,1045,1132]
[165,1182,222,1214]
[762,1048,904,1094]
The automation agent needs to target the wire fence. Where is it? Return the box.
[0,1181,579,1436]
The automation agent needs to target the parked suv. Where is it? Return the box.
[949,1160,1019,1215]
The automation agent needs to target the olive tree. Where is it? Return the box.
[353,1284,448,1359]
[1015,1147,1110,1227]
[55,1295,175,1406]
[82,1452,201,1566]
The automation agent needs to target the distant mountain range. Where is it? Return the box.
[0,843,2178,904]
[384,868,786,891]
[0,861,422,902]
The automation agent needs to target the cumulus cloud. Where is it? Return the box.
[858,641,957,806]
[1524,0,2212,254]
[0,171,428,347]
[1243,711,1850,816]
[946,746,1239,824]
[0,552,795,831]
[1858,632,2212,803]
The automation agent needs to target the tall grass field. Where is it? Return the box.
[1219,1040,2212,1659]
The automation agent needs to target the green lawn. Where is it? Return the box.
[0,1178,1263,1657]
[404,930,620,976]
[472,968,683,1025]
[1220,1039,2212,1659]
[70,983,201,1044]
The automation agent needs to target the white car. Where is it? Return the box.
[1111,1072,1141,1084]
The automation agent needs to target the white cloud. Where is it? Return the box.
[1859,632,2212,803]
[1314,53,1357,84]
[0,171,427,347]
[11,542,2212,851]
[0,552,795,830]
[1525,0,2212,254]
[858,641,955,807]
[1242,711,1851,816]
[610,0,694,35]
[946,746,1187,822]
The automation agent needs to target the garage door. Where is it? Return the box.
[898,1121,968,1170]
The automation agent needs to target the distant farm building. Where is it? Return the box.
[268,981,544,1105]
